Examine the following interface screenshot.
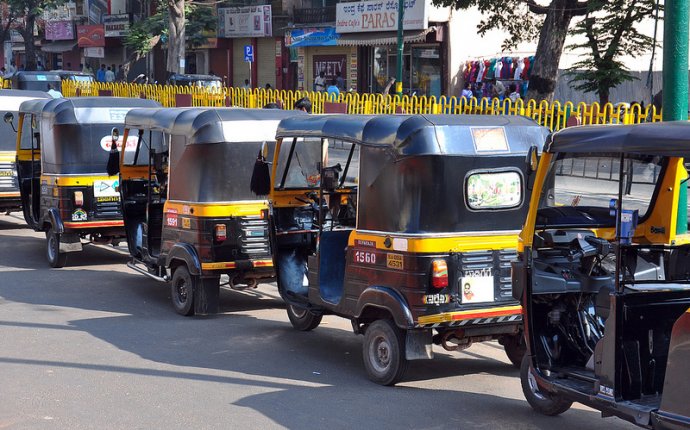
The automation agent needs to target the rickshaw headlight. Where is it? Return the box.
[431,259,449,289]
[73,191,84,207]
[214,224,227,242]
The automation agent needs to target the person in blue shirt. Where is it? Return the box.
[96,64,106,82]
[326,78,340,101]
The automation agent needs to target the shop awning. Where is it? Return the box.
[41,40,78,53]
[336,27,436,46]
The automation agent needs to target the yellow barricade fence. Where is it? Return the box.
[58,79,664,131]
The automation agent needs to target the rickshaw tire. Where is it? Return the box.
[503,334,527,369]
[520,355,572,416]
[46,228,67,268]
[286,304,322,331]
[171,265,196,316]
[362,319,408,386]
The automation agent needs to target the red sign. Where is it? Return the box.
[76,25,105,47]
[313,55,346,85]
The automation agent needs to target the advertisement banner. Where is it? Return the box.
[77,25,105,47]
[286,27,339,47]
[45,20,75,40]
[103,14,129,37]
[218,6,272,38]
[313,55,346,88]
[336,0,427,33]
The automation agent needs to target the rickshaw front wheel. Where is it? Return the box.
[362,319,408,386]
[502,334,527,368]
[46,228,67,268]
[171,265,197,316]
[286,304,322,331]
[520,355,572,416]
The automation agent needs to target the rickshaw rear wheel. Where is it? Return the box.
[502,334,527,368]
[171,265,196,316]
[286,304,322,331]
[362,319,408,386]
[46,227,67,268]
[520,355,572,416]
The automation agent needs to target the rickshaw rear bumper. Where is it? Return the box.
[415,305,523,330]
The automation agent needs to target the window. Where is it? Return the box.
[122,129,166,166]
[466,170,523,210]
[276,137,324,189]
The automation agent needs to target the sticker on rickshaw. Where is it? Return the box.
[461,268,494,303]
[470,127,509,152]
[423,294,450,305]
[182,205,191,215]
[166,215,178,227]
[181,218,191,229]
[355,239,376,248]
[71,208,87,221]
[386,253,404,270]
[0,170,12,177]
[96,196,119,202]
[306,174,320,187]
[100,135,139,152]
[41,185,48,195]
[94,179,119,198]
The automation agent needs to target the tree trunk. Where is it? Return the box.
[166,0,185,77]
[21,14,37,71]
[526,0,577,102]
[598,90,609,105]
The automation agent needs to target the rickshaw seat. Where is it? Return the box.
[318,229,352,304]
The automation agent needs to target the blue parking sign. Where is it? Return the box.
[244,45,254,62]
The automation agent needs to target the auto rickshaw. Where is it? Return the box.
[253,114,549,385]
[11,71,63,91]
[167,73,223,89]
[513,122,690,428]
[14,97,160,267]
[111,107,302,315]
[0,90,50,213]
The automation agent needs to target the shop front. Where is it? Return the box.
[335,0,448,97]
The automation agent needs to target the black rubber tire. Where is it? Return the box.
[503,334,527,369]
[520,355,573,416]
[171,265,197,316]
[286,304,322,331]
[362,319,408,386]
[46,227,67,268]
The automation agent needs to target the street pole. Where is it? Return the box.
[662,0,689,121]
[396,0,404,97]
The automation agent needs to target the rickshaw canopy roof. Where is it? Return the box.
[0,89,50,111]
[11,71,62,82]
[547,121,690,157]
[275,114,549,157]
[19,97,160,125]
[124,107,304,145]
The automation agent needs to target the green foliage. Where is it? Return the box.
[566,0,659,103]
[124,0,216,57]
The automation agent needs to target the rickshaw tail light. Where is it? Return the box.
[431,260,448,289]
[214,224,227,241]
[73,191,84,207]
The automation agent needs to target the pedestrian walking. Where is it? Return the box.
[326,78,340,100]
[508,83,521,103]
[314,72,326,92]
[242,79,250,89]
[97,64,106,82]
[105,66,115,82]
[461,82,473,99]
[294,97,312,113]
[335,72,345,90]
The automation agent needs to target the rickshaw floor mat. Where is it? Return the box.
[315,230,351,305]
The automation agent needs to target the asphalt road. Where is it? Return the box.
[0,213,637,430]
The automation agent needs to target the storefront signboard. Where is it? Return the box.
[77,25,105,47]
[313,54,346,88]
[286,27,340,47]
[84,47,105,58]
[218,6,272,38]
[103,14,130,37]
[336,0,427,33]
[45,20,75,41]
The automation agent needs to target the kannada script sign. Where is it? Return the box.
[336,0,427,33]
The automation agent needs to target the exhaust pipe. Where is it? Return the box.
[127,261,170,282]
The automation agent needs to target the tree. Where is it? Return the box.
[124,0,216,78]
[566,0,659,105]
[432,0,593,101]
[3,0,66,70]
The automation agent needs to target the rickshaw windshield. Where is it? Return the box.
[0,111,18,151]
[123,129,166,166]
[41,124,124,174]
[537,152,664,227]
[168,139,274,202]
[275,138,323,189]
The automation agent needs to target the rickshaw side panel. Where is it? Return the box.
[654,308,690,429]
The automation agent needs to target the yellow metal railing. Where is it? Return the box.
[59,80,664,130]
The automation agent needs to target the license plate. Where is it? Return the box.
[460,275,495,303]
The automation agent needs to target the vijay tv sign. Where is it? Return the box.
[336,0,427,33]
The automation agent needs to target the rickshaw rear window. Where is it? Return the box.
[540,153,662,222]
[41,124,125,174]
[466,170,522,210]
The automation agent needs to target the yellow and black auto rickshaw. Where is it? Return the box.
[112,107,302,315]
[513,122,690,429]
[14,97,160,267]
[0,90,50,213]
[253,114,549,385]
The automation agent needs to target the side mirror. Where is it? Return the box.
[527,145,539,173]
[250,147,271,196]
[3,112,13,124]
[111,127,120,144]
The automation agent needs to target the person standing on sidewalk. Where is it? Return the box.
[314,72,326,92]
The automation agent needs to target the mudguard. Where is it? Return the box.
[354,286,414,329]
[45,208,64,233]
[165,243,202,276]
[654,309,690,430]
